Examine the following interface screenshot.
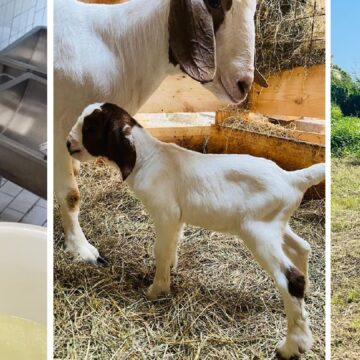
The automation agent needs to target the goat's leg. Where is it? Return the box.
[55,140,105,265]
[283,225,311,290]
[151,223,182,271]
[171,224,184,272]
[241,223,313,359]
[147,221,183,300]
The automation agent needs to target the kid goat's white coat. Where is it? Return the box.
[67,103,325,359]
[54,0,268,267]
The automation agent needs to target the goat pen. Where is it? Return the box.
[54,0,326,358]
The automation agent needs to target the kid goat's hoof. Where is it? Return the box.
[276,352,300,360]
[96,255,109,266]
[146,285,170,300]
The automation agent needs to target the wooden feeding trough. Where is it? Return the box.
[138,65,325,199]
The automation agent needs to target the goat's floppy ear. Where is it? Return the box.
[254,68,269,88]
[108,126,136,181]
[169,0,216,83]
[223,0,232,11]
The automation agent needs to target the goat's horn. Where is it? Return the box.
[254,68,269,88]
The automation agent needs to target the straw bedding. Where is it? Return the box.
[54,162,325,359]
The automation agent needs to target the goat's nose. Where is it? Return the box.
[237,77,253,98]
[66,140,71,151]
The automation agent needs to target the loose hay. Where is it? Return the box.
[218,111,300,141]
[255,0,325,75]
[54,162,325,359]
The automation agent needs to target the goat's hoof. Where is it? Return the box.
[65,239,104,266]
[96,255,109,267]
[276,321,313,359]
[276,351,300,360]
[276,339,309,360]
[146,285,170,300]
[171,259,178,273]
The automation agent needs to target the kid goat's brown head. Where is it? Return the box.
[67,103,139,180]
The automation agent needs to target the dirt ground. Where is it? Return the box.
[332,158,360,359]
[54,162,325,359]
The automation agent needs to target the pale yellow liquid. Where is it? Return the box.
[0,314,46,359]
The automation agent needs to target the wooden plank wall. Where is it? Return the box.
[248,65,325,119]
[140,65,325,118]
[140,75,226,113]
[149,126,325,172]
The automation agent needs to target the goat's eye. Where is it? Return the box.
[207,0,221,9]
[84,125,96,134]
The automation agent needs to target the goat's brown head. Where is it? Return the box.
[67,103,139,180]
[169,0,267,104]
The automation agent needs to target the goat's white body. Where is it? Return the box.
[121,126,322,359]
[68,104,324,358]
[55,0,171,122]
[128,132,297,233]
[127,127,321,236]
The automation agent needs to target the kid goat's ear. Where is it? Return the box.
[108,124,136,181]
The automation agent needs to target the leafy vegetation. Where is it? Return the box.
[332,65,360,115]
[331,65,360,156]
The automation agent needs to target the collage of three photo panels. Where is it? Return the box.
[0,0,359,359]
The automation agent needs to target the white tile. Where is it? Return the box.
[4,6,13,26]
[24,0,36,12]
[8,189,39,213]
[0,181,22,197]
[26,7,35,28]
[14,0,22,16]
[0,193,14,213]
[0,0,46,51]
[36,0,45,11]
[21,205,47,226]
[37,199,47,209]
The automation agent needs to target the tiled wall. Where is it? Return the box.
[0,178,47,226]
[0,0,47,50]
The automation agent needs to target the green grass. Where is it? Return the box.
[331,105,360,157]
[332,159,360,359]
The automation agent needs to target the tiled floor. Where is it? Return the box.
[0,177,47,226]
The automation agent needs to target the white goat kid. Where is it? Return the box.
[55,0,267,265]
[67,103,325,359]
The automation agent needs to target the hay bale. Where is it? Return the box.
[255,0,325,75]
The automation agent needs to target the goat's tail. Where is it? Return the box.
[289,163,325,192]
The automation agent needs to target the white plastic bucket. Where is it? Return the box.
[0,223,47,325]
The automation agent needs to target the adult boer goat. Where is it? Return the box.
[67,102,324,359]
[55,0,267,266]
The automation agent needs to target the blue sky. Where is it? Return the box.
[332,1,360,76]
